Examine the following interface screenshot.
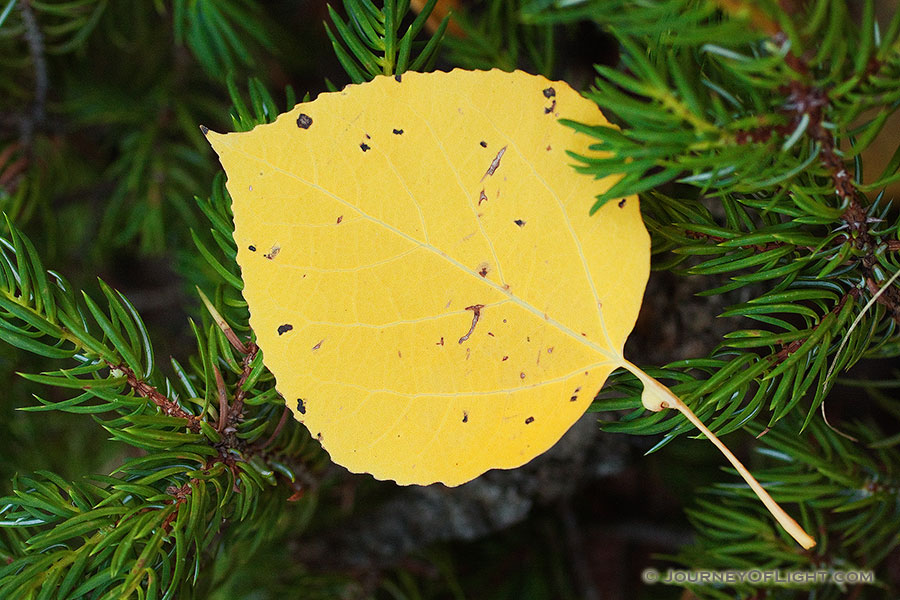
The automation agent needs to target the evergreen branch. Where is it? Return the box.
[325,0,449,82]
[441,0,557,75]
[671,417,898,597]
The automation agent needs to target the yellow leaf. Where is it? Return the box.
[207,69,815,549]
[207,69,647,486]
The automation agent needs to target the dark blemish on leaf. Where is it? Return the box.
[199,124,209,135]
[437,337,444,346]
[462,411,468,423]
[520,372,526,379]
[398,350,402,358]
[548,347,554,353]
[544,100,556,114]
[570,386,581,402]
[477,212,484,218]
[458,304,485,344]
[546,145,552,151]
[466,348,471,360]
[360,143,370,152]
[393,128,404,135]
[248,245,256,252]
[395,74,402,82]
[503,284,510,292]
[277,324,293,335]
[365,133,371,139]
[502,355,508,361]
[543,87,556,98]
[296,399,306,414]
[316,432,323,441]
[265,245,280,260]
[480,145,507,181]
[312,339,323,350]
[297,114,313,129]
[480,140,487,148]
[525,416,534,424]
[478,264,489,277]
[581,332,587,337]
[503,319,507,323]
[514,219,526,227]
[336,215,343,224]
[479,189,487,205]
[526,336,530,342]
[487,332,494,337]
[618,198,627,208]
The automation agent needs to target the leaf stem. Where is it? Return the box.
[621,359,816,550]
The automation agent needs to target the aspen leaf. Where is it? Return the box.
[206,69,815,549]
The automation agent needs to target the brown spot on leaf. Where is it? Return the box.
[480,140,487,148]
[478,264,489,277]
[462,411,468,423]
[544,99,556,114]
[277,324,293,335]
[618,198,627,208]
[520,372,526,379]
[296,399,306,414]
[458,304,485,344]
[395,74,402,82]
[393,128,404,135]
[502,355,508,361]
[297,114,313,129]
[264,245,280,260]
[248,245,256,252]
[316,432,323,441]
[398,350,402,358]
[336,215,343,224]
[480,145,507,181]
[312,339,323,350]
[543,87,556,98]
[525,416,534,424]
[546,145,552,151]
[514,219,526,227]
[479,188,487,205]
[487,332,494,337]
[570,386,581,402]
[199,124,209,135]
[360,142,370,152]
[437,337,444,346]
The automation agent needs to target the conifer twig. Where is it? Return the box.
[112,362,202,432]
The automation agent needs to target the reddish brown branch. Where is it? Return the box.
[685,229,790,253]
[773,289,858,364]
[721,2,900,323]
[115,363,201,432]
